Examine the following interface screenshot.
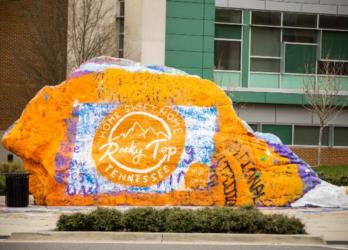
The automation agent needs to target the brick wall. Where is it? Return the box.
[291,147,348,166]
[0,0,67,130]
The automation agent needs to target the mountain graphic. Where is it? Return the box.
[111,121,169,141]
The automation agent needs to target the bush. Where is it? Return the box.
[263,214,306,234]
[89,207,123,231]
[164,208,196,232]
[56,212,92,231]
[56,207,306,234]
[123,207,163,232]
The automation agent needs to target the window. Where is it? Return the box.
[334,127,348,146]
[319,15,348,30]
[215,25,241,39]
[117,0,124,58]
[317,61,348,75]
[252,11,281,26]
[214,8,241,71]
[321,31,348,61]
[294,126,329,146]
[250,58,280,72]
[285,44,316,74]
[283,29,317,43]
[216,8,242,23]
[119,0,124,17]
[262,124,292,145]
[251,27,281,72]
[283,13,316,28]
[215,41,241,70]
[251,27,280,57]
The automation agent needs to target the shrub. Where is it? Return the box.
[56,212,92,231]
[164,208,196,232]
[89,207,123,231]
[56,207,306,234]
[123,207,163,232]
[263,214,306,234]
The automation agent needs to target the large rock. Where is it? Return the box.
[2,57,322,206]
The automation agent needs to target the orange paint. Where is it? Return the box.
[2,68,306,206]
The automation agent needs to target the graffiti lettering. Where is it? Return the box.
[226,140,265,203]
[220,159,237,206]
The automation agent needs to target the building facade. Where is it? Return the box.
[157,0,348,165]
[1,0,348,165]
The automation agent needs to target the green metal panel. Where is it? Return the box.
[281,74,314,89]
[165,51,203,68]
[262,124,292,145]
[165,0,215,79]
[204,3,215,20]
[203,36,214,52]
[213,71,240,87]
[203,69,213,79]
[322,31,348,60]
[249,73,279,88]
[166,34,203,52]
[266,92,303,104]
[166,1,204,19]
[179,67,202,76]
[204,20,215,36]
[241,9,251,88]
[215,25,241,39]
[166,18,204,35]
[203,53,214,68]
[285,44,317,74]
[229,91,266,103]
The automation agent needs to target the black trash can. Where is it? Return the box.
[5,172,29,207]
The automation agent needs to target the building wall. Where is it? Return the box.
[165,0,215,79]
[216,0,348,15]
[124,0,166,65]
[291,147,348,166]
[0,0,68,163]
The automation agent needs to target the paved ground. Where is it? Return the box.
[1,196,348,242]
[0,242,346,250]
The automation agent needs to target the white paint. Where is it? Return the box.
[292,181,348,207]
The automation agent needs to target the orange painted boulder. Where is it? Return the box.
[2,57,322,206]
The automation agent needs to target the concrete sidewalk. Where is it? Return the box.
[1,196,347,243]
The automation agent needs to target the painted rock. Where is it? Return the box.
[2,57,321,206]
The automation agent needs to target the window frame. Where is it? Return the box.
[214,8,243,73]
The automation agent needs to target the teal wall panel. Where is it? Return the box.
[214,71,240,87]
[203,36,214,52]
[249,73,279,88]
[203,53,214,68]
[179,67,202,76]
[166,18,204,35]
[165,0,214,80]
[165,51,203,68]
[167,1,204,19]
[281,75,314,89]
[166,35,203,52]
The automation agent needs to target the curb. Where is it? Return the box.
[8,232,326,245]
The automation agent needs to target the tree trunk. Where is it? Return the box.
[317,126,323,166]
